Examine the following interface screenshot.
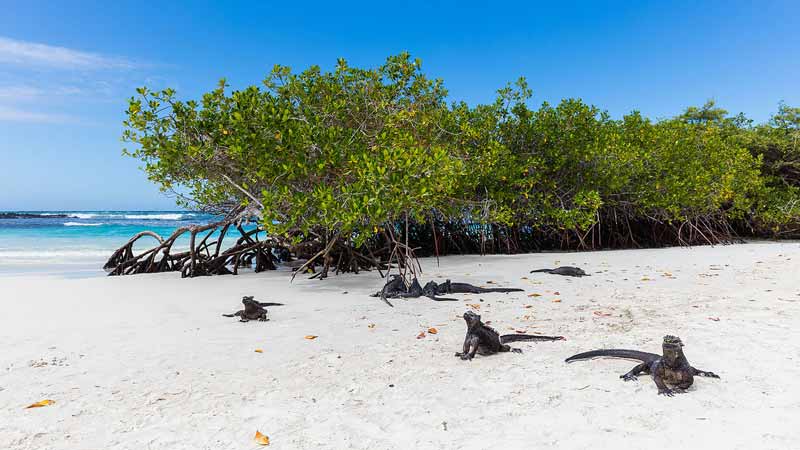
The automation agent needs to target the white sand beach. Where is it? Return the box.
[1,241,799,449]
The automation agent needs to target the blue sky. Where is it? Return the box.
[1,0,798,210]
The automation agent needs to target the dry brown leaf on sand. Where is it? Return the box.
[553,291,561,295]
[304,335,318,340]
[552,299,562,303]
[254,349,264,353]
[528,293,541,297]
[524,305,533,308]
[593,311,612,317]
[416,332,426,339]
[708,317,720,322]
[468,304,481,310]
[26,399,55,409]
[428,327,438,334]
[254,430,270,445]
[368,324,376,329]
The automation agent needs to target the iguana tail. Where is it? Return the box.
[501,334,565,343]
[565,349,660,363]
[222,313,237,317]
[480,287,524,293]
[530,268,553,273]
[258,302,284,307]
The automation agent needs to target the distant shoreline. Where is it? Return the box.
[0,210,217,276]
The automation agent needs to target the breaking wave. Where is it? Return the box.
[63,222,105,227]
[63,212,197,220]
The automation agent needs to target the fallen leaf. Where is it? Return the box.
[708,317,720,322]
[304,335,318,340]
[427,327,438,334]
[593,311,612,317]
[641,277,651,281]
[520,276,528,280]
[486,280,495,284]
[26,399,55,409]
[663,272,673,277]
[254,430,270,445]
[553,291,561,295]
[524,305,533,308]
[416,331,426,339]
[516,330,526,334]
[254,349,263,353]
[368,324,376,329]
[468,304,481,310]
[552,299,562,303]
[528,293,541,297]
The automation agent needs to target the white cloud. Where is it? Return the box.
[0,85,44,99]
[0,106,75,123]
[0,84,88,101]
[0,36,135,70]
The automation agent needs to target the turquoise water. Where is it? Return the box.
[0,211,220,276]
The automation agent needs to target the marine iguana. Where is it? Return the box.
[530,266,589,277]
[455,311,565,360]
[565,335,720,396]
[423,280,524,297]
[370,275,459,302]
[222,296,285,322]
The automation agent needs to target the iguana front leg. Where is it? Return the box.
[620,362,648,381]
[455,336,479,360]
[652,372,674,397]
[692,367,720,378]
[455,334,471,359]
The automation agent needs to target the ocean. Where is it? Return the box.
[0,211,220,277]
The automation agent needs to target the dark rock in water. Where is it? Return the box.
[0,212,70,219]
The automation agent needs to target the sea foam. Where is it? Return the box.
[64,222,105,227]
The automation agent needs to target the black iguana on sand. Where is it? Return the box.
[222,296,284,322]
[455,311,565,360]
[530,266,589,277]
[565,335,720,396]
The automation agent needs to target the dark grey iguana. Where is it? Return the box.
[423,279,524,297]
[370,275,459,303]
[565,335,720,396]
[530,266,589,277]
[455,311,565,360]
[222,296,284,322]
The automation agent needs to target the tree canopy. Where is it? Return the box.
[121,53,800,276]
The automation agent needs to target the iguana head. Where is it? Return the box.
[662,335,686,366]
[463,310,481,327]
[242,295,257,306]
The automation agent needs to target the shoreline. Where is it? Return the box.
[1,242,799,449]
